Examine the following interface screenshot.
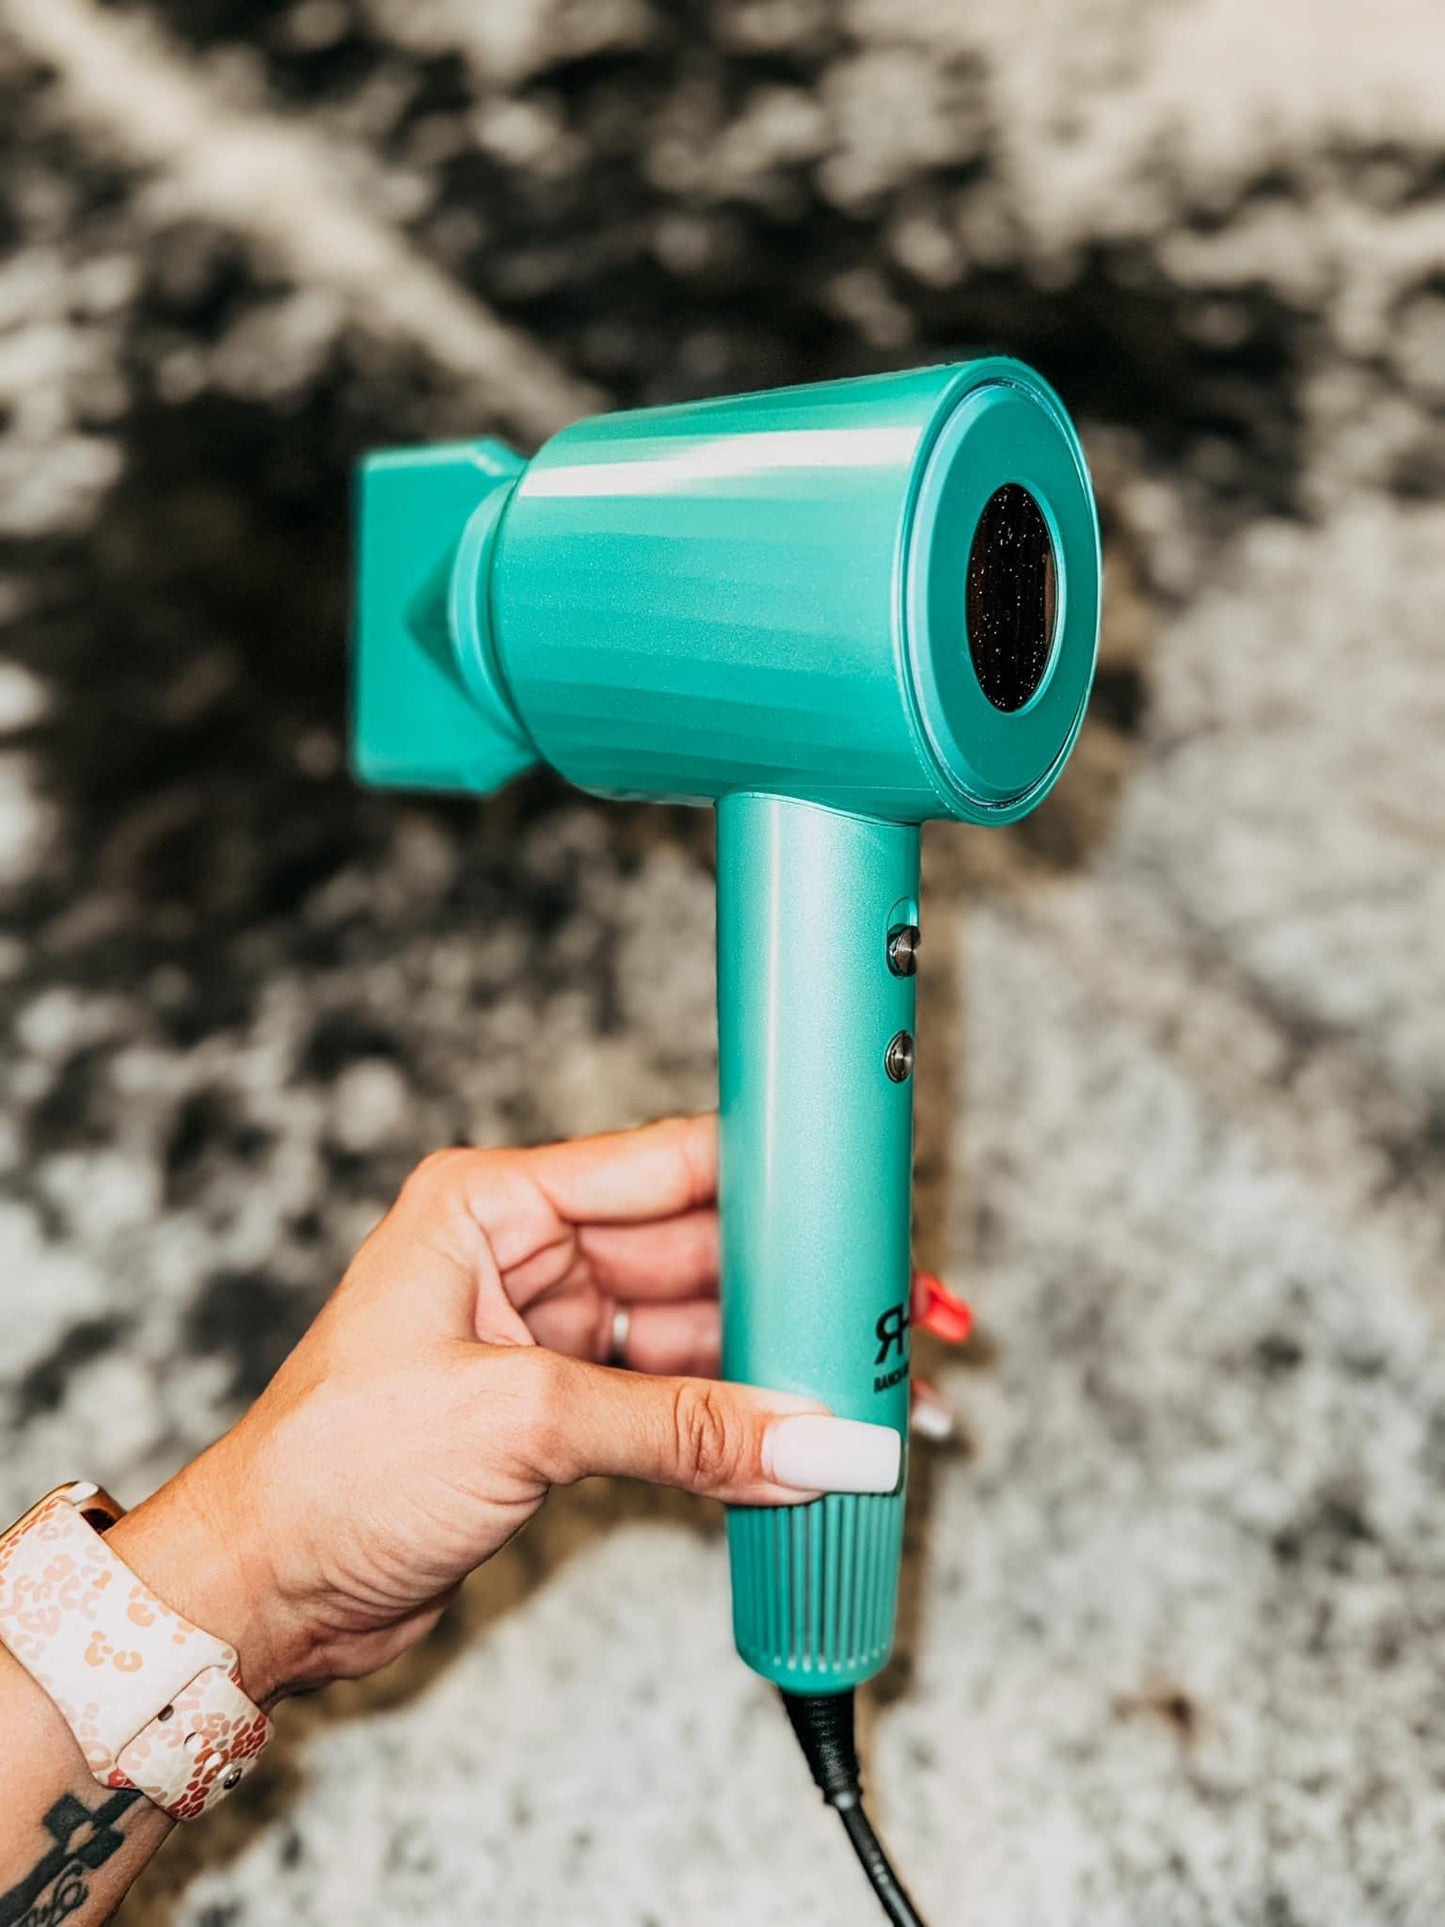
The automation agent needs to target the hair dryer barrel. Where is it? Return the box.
[488,358,1098,825]
[353,359,1100,829]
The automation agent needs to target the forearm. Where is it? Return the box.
[0,1647,170,1926]
[0,1461,296,1927]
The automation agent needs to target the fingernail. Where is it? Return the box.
[917,1272,974,1345]
[762,1416,902,1495]
[910,1381,955,1443]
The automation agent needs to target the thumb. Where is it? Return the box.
[524,1353,902,1504]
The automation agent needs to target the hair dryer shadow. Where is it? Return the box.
[352,360,1101,1925]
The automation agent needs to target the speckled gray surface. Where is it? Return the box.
[1,1,1443,1921]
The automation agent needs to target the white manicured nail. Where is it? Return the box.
[762,1416,902,1495]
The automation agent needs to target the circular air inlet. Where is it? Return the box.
[965,483,1057,713]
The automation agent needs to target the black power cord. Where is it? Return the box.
[781,1690,929,1927]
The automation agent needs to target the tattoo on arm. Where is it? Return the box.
[0,1789,143,1927]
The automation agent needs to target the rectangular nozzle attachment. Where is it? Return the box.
[352,439,535,796]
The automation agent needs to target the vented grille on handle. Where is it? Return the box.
[728,1491,906,1688]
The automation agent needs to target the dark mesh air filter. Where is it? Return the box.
[965,483,1057,713]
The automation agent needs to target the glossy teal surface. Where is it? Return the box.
[905,377,1098,811]
[718,793,917,1685]
[349,359,1101,1689]
[353,439,533,793]
[488,358,1098,822]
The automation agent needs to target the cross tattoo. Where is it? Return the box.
[0,1789,141,1927]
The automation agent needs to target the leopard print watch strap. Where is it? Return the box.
[0,1483,272,1821]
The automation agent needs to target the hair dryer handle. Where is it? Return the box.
[717,793,919,1690]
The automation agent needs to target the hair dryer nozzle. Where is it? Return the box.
[351,439,538,795]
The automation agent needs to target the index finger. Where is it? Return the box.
[522,1113,717,1226]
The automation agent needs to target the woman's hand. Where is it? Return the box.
[109,1115,908,1704]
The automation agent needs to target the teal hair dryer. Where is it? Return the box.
[351,359,1100,1923]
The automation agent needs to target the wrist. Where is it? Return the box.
[106,1447,312,1709]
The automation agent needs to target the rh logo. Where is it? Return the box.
[873,1299,910,1392]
